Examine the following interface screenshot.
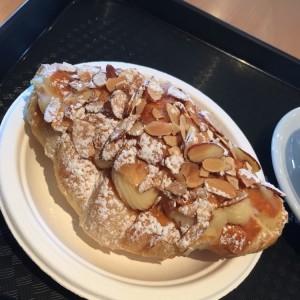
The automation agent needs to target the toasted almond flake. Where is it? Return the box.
[93,72,106,87]
[171,123,181,135]
[260,182,286,197]
[94,159,114,169]
[147,78,163,101]
[198,110,223,135]
[78,70,92,83]
[106,77,125,92]
[163,135,181,147]
[220,191,248,207]
[110,90,128,119]
[166,103,180,124]
[202,158,232,173]
[196,132,211,143]
[222,156,236,176]
[205,178,237,199]
[167,86,191,102]
[147,85,163,101]
[188,109,201,126]
[187,142,224,163]
[186,173,204,188]
[128,121,144,136]
[180,162,199,178]
[152,107,164,119]
[81,89,93,101]
[135,98,147,115]
[167,180,187,196]
[243,161,252,171]
[144,121,173,136]
[225,174,239,190]
[180,114,187,140]
[58,62,76,73]
[233,146,261,173]
[168,146,181,155]
[199,167,210,177]
[110,115,139,141]
[238,168,261,187]
[118,160,148,186]
[185,125,198,145]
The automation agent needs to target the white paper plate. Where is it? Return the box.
[272,107,300,221]
[0,62,261,300]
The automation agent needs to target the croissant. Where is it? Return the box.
[26,62,288,259]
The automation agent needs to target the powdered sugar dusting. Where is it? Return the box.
[138,133,166,164]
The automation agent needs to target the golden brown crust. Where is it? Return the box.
[26,62,288,259]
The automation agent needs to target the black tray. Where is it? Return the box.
[1,0,300,299]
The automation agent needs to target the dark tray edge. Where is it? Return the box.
[125,0,300,91]
[0,0,72,85]
[1,0,300,91]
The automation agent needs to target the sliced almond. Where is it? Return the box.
[198,111,223,135]
[167,180,187,196]
[225,174,239,190]
[163,202,195,229]
[147,79,163,101]
[78,70,92,83]
[187,142,224,163]
[144,121,173,136]
[188,109,201,126]
[186,173,204,188]
[185,125,198,145]
[205,178,237,199]
[180,162,199,178]
[152,107,164,119]
[220,190,248,207]
[112,168,158,210]
[166,103,180,124]
[94,158,113,169]
[222,156,236,176]
[106,64,118,78]
[106,77,125,92]
[199,167,210,178]
[110,90,128,119]
[179,163,203,188]
[243,161,252,171]
[109,115,139,141]
[118,160,149,186]
[81,89,93,101]
[168,146,181,155]
[128,121,144,136]
[260,182,286,198]
[202,158,231,173]
[101,139,122,161]
[163,135,181,147]
[167,86,190,102]
[179,114,187,140]
[238,168,261,187]
[233,146,261,173]
[93,72,106,87]
[196,131,211,143]
[171,123,181,135]
[135,97,147,115]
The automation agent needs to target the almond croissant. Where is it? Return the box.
[26,62,287,259]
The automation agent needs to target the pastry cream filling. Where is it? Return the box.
[111,169,158,211]
[200,198,253,243]
[32,76,56,113]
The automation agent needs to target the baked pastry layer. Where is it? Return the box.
[26,62,288,259]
